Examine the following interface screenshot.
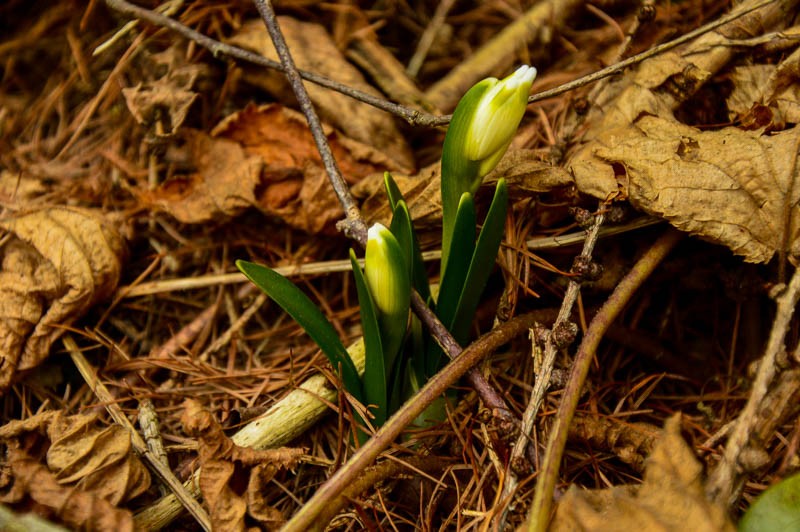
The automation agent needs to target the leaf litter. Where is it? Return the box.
[0,0,799,530]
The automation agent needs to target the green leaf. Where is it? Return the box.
[449,179,508,344]
[383,171,403,212]
[236,260,363,402]
[390,200,430,301]
[349,250,387,427]
[739,472,800,532]
[436,192,476,333]
[427,192,475,376]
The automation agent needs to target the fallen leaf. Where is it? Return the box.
[0,411,150,531]
[551,415,735,532]
[146,130,263,224]
[0,447,135,532]
[228,17,415,172]
[212,104,393,234]
[182,399,305,531]
[46,413,151,505]
[569,116,800,263]
[0,411,150,506]
[0,208,125,390]
[728,61,800,129]
[122,46,203,136]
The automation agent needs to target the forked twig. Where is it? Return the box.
[495,207,606,528]
[705,266,800,508]
[102,0,775,126]
[525,228,682,531]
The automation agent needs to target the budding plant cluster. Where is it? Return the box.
[237,66,536,439]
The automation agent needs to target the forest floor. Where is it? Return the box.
[1,0,799,530]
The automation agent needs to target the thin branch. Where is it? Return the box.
[525,228,683,532]
[495,207,606,528]
[525,0,777,105]
[252,0,365,244]
[705,266,800,508]
[282,310,549,531]
[102,0,774,128]
[102,0,446,127]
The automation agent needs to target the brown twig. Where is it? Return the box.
[102,0,446,127]
[102,0,775,129]
[495,207,606,528]
[63,335,212,532]
[282,310,549,531]
[525,228,683,531]
[705,266,800,508]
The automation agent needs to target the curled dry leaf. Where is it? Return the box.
[571,115,800,263]
[727,61,800,128]
[0,207,125,390]
[228,17,415,173]
[181,399,305,531]
[149,104,398,233]
[45,412,151,505]
[551,415,735,532]
[0,411,151,532]
[213,104,392,233]
[1,449,135,532]
[122,45,203,137]
[147,130,263,224]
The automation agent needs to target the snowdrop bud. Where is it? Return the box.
[365,223,411,320]
[442,65,537,193]
[464,65,537,180]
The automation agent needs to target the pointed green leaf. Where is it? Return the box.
[427,192,475,375]
[390,200,431,301]
[449,179,508,344]
[437,192,476,332]
[236,260,362,402]
[349,250,387,427]
[383,171,403,211]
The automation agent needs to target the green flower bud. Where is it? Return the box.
[365,223,411,321]
[440,65,536,269]
[442,65,536,193]
[464,65,537,180]
[364,223,411,374]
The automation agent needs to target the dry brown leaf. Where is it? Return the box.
[122,46,202,136]
[147,130,262,224]
[354,149,572,229]
[45,412,151,505]
[182,399,305,531]
[0,208,125,390]
[728,62,800,128]
[570,116,800,263]
[212,103,393,234]
[0,448,135,532]
[0,411,151,507]
[551,415,735,532]
[227,17,415,172]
